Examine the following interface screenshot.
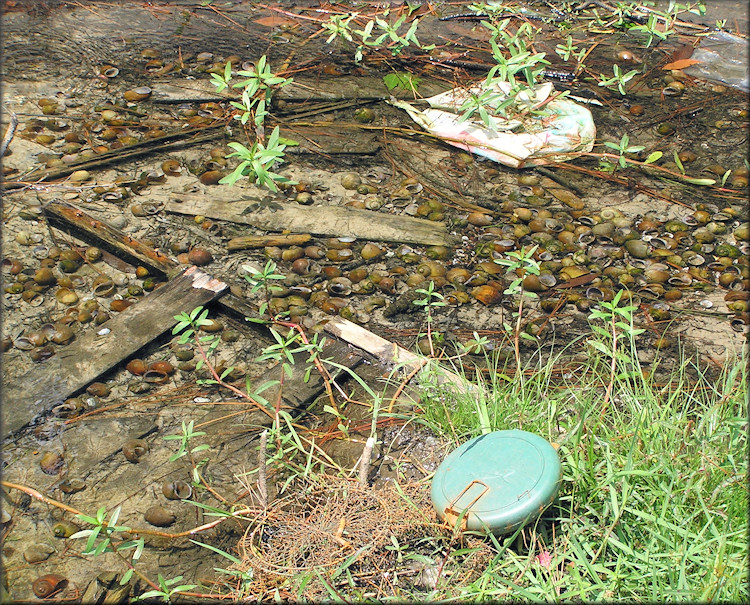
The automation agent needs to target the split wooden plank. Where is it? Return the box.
[165,198,454,246]
[33,201,366,433]
[42,200,301,322]
[324,317,481,397]
[1,267,228,438]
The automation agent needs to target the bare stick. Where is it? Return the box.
[357,436,375,488]
[258,429,268,508]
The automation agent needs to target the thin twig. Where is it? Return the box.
[0,480,249,539]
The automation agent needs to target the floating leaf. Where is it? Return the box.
[680,176,716,186]
[383,72,421,92]
[662,58,700,70]
[254,15,298,28]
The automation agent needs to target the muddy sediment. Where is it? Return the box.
[2,1,748,600]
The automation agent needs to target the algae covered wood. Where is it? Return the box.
[1,267,228,438]
[151,76,449,104]
[227,233,312,251]
[165,198,454,246]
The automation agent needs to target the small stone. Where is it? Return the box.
[24,543,55,563]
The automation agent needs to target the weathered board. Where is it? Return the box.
[1,267,228,438]
[324,317,479,396]
[45,200,181,278]
[165,198,454,246]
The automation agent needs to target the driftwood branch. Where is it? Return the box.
[227,233,312,251]
[1,104,19,157]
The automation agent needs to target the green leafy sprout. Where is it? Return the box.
[71,506,145,585]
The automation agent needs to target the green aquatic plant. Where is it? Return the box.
[71,506,144,585]
[134,574,198,603]
[494,244,542,368]
[209,55,295,191]
[241,259,287,321]
[220,125,294,192]
[596,63,639,95]
[413,280,446,356]
[321,8,435,63]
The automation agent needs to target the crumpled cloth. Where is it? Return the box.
[391,81,596,168]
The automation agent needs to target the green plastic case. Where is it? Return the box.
[431,429,562,534]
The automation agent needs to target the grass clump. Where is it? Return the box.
[413,323,747,602]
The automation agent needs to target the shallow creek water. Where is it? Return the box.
[1,1,748,601]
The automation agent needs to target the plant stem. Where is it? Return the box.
[600,312,618,416]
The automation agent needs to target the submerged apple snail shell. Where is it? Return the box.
[144,505,176,527]
[32,574,68,598]
[125,358,147,376]
[122,438,149,463]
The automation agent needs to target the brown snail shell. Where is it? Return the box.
[326,248,354,262]
[123,86,152,102]
[33,574,69,598]
[348,268,369,283]
[304,245,325,259]
[187,247,213,266]
[144,361,174,384]
[281,246,304,262]
[33,267,57,286]
[467,212,493,227]
[199,318,223,333]
[29,345,56,362]
[328,277,353,296]
[55,287,79,305]
[340,172,362,190]
[161,159,182,175]
[446,267,471,285]
[199,170,224,185]
[58,478,86,494]
[52,397,84,418]
[291,258,311,275]
[92,275,116,297]
[123,439,149,463]
[40,451,64,475]
[172,346,194,361]
[144,505,176,527]
[162,480,192,500]
[86,382,110,398]
[360,243,385,260]
[471,284,501,306]
[125,358,147,376]
[110,299,133,312]
[149,360,175,375]
[101,65,119,78]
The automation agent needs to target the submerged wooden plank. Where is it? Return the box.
[1,267,228,438]
[165,198,454,246]
[45,200,180,278]
[151,77,448,104]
